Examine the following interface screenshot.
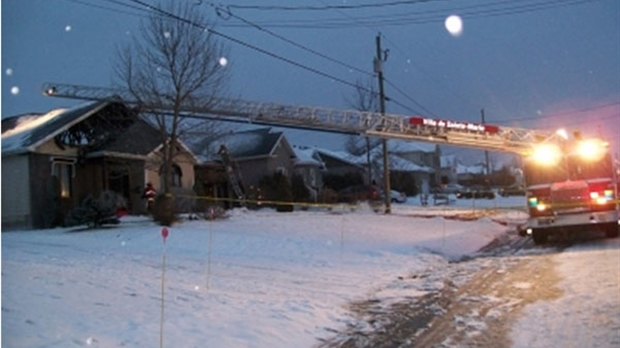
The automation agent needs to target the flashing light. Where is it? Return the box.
[529,197,548,211]
[531,143,562,165]
[590,189,614,205]
[556,128,569,140]
[577,138,608,161]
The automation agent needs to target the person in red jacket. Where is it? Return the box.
[142,182,156,214]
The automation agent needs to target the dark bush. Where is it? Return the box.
[65,191,125,228]
[319,187,338,205]
[291,174,310,203]
[258,172,294,212]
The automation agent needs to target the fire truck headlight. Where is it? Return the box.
[577,138,607,161]
[531,143,562,165]
[595,197,608,205]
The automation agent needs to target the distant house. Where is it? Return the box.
[292,146,325,202]
[1,101,197,230]
[314,148,369,185]
[187,128,298,205]
[439,154,458,185]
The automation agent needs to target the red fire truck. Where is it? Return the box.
[523,133,619,244]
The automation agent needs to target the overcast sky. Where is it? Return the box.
[2,0,619,158]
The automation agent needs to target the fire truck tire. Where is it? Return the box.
[605,224,619,239]
[531,229,548,245]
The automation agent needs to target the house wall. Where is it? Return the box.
[1,155,32,229]
[144,150,196,193]
[29,153,77,229]
[237,157,270,189]
[37,139,79,157]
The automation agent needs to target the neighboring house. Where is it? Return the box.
[188,128,297,204]
[362,144,435,194]
[456,162,487,185]
[386,140,441,185]
[314,148,368,184]
[1,101,197,230]
[292,146,325,202]
[439,154,459,185]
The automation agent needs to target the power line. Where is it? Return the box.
[207,3,440,116]
[494,102,620,124]
[220,0,603,29]
[122,0,387,99]
[208,3,372,77]
[227,0,448,11]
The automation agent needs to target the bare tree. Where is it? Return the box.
[114,1,230,193]
[344,78,381,183]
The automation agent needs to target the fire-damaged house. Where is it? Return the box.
[1,101,197,230]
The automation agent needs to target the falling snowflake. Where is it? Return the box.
[6,68,13,76]
[65,25,72,32]
[11,86,20,95]
[164,31,171,38]
[219,57,228,67]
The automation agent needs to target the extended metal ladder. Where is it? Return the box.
[218,144,246,206]
[42,82,564,155]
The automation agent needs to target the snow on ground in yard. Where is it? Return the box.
[2,195,617,347]
[1,197,511,348]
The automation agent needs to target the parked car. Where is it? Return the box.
[456,186,495,199]
[388,190,407,203]
[498,185,526,197]
[441,183,465,195]
[338,185,381,203]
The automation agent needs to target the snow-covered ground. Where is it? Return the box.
[2,195,618,347]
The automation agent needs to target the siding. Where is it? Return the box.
[1,155,31,229]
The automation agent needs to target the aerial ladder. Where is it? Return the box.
[217,144,246,206]
[42,82,566,156]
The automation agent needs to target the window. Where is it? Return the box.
[51,159,75,198]
[160,164,183,187]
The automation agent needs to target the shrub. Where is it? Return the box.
[291,174,310,203]
[65,191,125,228]
[258,172,294,212]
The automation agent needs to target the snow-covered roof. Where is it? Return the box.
[386,140,437,154]
[456,163,487,175]
[1,101,109,156]
[315,148,364,167]
[388,155,435,173]
[292,146,324,167]
[188,128,290,163]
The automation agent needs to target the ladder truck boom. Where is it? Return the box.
[42,82,563,155]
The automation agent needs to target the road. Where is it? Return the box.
[317,230,620,348]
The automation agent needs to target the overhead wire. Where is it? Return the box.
[122,0,387,97]
[222,0,603,29]
[207,3,372,77]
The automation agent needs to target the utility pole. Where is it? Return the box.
[375,33,391,214]
[481,109,491,179]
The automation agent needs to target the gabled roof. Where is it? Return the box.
[87,118,164,158]
[188,127,292,163]
[292,146,325,167]
[315,148,364,168]
[385,140,437,153]
[2,101,196,161]
[2,101,110,156]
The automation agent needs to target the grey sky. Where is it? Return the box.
[2,0,619,158]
